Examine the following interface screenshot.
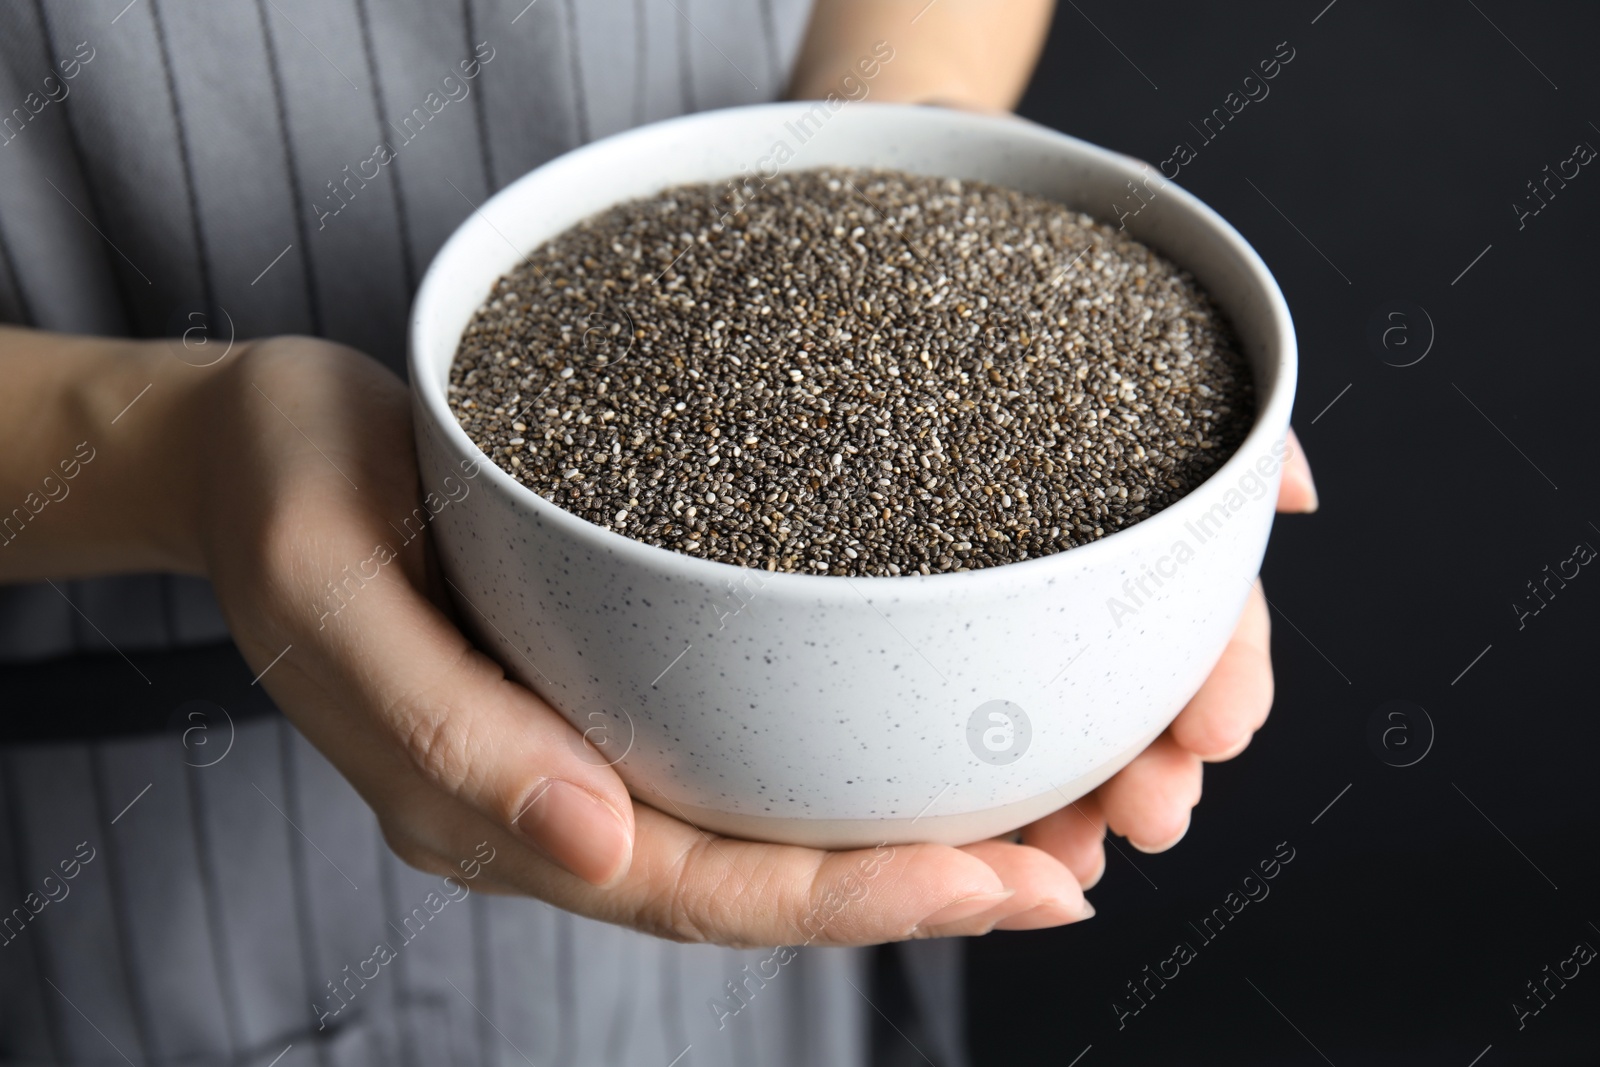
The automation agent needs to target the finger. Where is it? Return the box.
[399,794,1097,944]
[1168,580,1274,761]
[1276,427,1317,513]
[991,896,1097,932]
[253,509,637,888]
[1097,733,1202,853]
[1018,793,1107,890]
[345,591,637,887]
[399,822,1019,940]
[498,802,1015,948]
[952,839,1091,934]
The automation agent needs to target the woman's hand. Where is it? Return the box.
[997,432,1316,928]
[787,0,1056,113]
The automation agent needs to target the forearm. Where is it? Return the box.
[787,0,1054,111]
[0,326,204,581]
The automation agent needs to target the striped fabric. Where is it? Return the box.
[0,2,970,1064]
[0,0,812,662]
[0,713,868,1066]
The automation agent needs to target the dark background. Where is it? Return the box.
[967,2,1600,1064]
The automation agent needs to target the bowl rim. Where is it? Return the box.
[409,101,1298,593]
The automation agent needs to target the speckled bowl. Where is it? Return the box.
[408,102,1296,849]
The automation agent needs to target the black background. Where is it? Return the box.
[968,2,1600,1064]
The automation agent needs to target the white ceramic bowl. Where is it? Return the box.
[409,102,1296,849]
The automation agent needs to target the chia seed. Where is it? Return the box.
[449,168,1254,577]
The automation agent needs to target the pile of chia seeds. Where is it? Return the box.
[449,168,1253,577]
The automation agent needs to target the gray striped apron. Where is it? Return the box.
[0,2,968,1064]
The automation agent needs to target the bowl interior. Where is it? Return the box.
[410,102,1296,579]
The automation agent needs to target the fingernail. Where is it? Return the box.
[1302,470,1320,513]
[515,779,633,886]
[1200,733,1252,763]
[1129,815,1191,855]
[918,890,1015,929]
[1024,898,1096,926]
[997,898,1095,931]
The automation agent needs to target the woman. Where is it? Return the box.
[0,1,1313,1063]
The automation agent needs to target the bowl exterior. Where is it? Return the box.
[409,103,1296,847]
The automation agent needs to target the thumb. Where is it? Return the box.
[307,558,637,887]
[211,339,635,887]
